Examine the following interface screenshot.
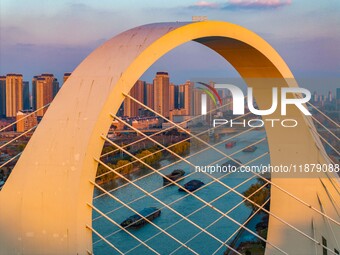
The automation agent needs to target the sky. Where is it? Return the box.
[0,0,339,93]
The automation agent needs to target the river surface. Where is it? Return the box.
[93,130,269,255]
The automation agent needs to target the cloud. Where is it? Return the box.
[190,1,219,9]
[225,0,292,9]
[189,0,292,10]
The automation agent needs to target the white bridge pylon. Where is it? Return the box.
[0,21,339,255]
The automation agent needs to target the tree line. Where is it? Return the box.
[96,141,190,184]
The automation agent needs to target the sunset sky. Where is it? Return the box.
[0,0,339,91]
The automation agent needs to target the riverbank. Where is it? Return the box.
[224,206,269,255]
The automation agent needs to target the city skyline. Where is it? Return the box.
[0,71,338,120]
[0,73,60,119]
[1,0,339,94]
[0,71,339,120]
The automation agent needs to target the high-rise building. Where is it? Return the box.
[145,83,154,110]
[183,81,193,115]
[23,81,30,110]
[124,80,145,117]
[191,88,203,116]
[36,76,52,116]
[63,73,71,84]
[16,110,38,132]
[178,84,185,109]
[0,76,6,117]
[32,76,38,111]
[221,92,233,112]
[5,74,23,117]
[175,81,193,115]
[33,73,56,117]
[169,83,175,111]
[319,95,325,106]
[191,85,215,117]
[153,72,170,118]
[174,85,179,109]
[312,91,318,103]
[32,74,59,116]
[53,78,60,98]
[328,91,333,102]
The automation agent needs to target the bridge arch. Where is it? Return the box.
[0,21,339,254]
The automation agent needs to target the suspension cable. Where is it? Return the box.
[94,124,259,196]
[91,180,203,255]
[311,116,339,142]
[100,102,251,159]
[92,143,268,221]
[86,224,125,255]
[211,198,270,255]
[98,137,288,254]
[126,171,267,255]
[306,101,339,128]
[0,125,37,151]
[123,93,340,228]
[88,203,160,254]
[102,132,337,255]
[0,103,50,133]
[0,152,22,169]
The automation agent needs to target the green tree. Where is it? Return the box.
[16,144,26,152]
[169,141,190,156]
[114,160,132,175]
[136,149,162,169]
[96,164,108,177]
[96,164,111,183]
[102,146,115,155]
[243,183,269,211]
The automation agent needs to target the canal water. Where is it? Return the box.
[93,130,269,254]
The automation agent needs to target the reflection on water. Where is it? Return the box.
[93,130,269,255]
